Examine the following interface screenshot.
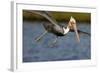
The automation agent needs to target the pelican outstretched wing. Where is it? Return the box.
[25,10,58,25]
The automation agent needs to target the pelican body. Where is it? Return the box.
[43,22,65,36]
[43,16,80,42]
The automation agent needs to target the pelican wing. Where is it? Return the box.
[25,10,58,25]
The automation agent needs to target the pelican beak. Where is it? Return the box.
[70,16,80,43]
[73,23,80,43]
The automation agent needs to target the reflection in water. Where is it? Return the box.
[23,21,91,62]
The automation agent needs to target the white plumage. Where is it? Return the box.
[63,27,70,35]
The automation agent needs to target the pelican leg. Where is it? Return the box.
[35,31,47,42]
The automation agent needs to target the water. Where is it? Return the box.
[23,21,91,62]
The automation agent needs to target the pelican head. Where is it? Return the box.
[68,16,80,43]
[68,16,76,29]
[70,16,76,23]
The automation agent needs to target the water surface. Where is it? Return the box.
[23,21,91,62]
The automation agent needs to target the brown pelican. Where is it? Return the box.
[25,10,90,44]
[42,16,80,43]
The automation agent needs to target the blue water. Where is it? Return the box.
[23,21,91,62]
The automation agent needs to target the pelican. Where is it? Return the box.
[42,16,80,43]
[25,10,90,44]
